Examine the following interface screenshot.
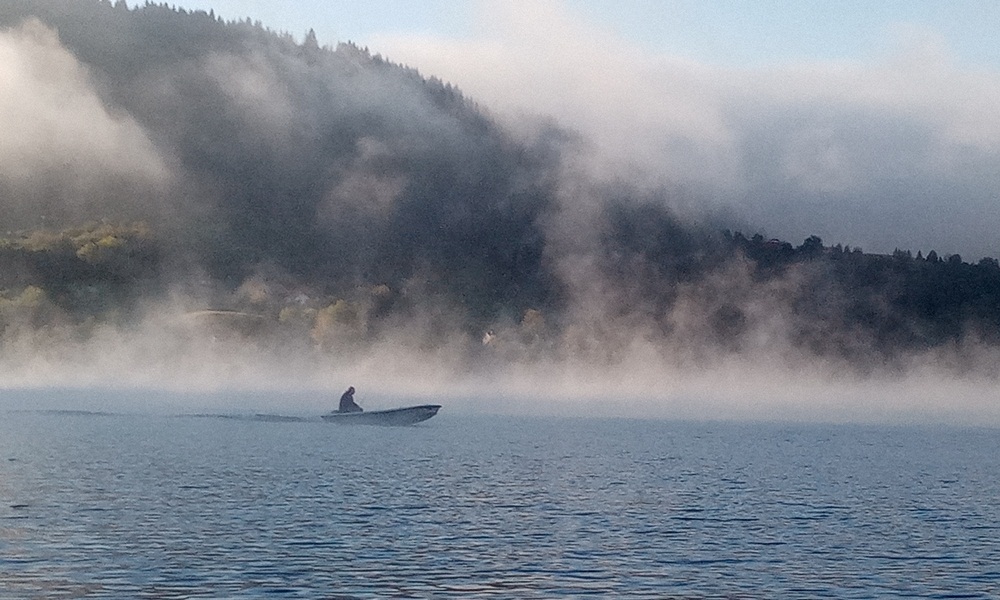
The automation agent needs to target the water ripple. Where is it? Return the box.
[1,412,999,598]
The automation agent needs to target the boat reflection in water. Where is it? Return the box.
[321,404,441,426]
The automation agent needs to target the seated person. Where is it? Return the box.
[338,386,362,413]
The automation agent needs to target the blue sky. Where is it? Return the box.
[171,0,1000,68]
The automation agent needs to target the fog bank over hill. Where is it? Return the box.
[0,1,999,423]
[375,0,1000,260]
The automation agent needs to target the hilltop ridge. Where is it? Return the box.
[1,1,999,378]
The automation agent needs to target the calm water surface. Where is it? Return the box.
[1,404,999,598]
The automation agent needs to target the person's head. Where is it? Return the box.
[347,386,355,394]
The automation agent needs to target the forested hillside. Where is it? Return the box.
[1,0,998,377]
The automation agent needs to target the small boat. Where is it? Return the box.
[321,404,441,426]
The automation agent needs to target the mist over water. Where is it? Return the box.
[0,2,998,426]
[2,334,998,426]
[2,5,1000,595]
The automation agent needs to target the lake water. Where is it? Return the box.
[1,403,999,598]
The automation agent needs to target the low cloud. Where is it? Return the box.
[374,0,1000,259]
[0,19,170,227]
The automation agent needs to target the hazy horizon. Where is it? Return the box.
[1,1,999,426]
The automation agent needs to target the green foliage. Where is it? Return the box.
[2,222,152,257]
[722,230,1000,354]
[0,285,59,334]
[310,299,364,349]
[0,222,160,324]
[14,285,46,308]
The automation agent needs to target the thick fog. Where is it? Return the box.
[375,1,1000,260]
[0,2,998,425]
[0,20,171,227]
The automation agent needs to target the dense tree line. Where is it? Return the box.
[726,232,1000,358]
[592,199,1000,368]
[1,1,998,372]
[3,216,998,370]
